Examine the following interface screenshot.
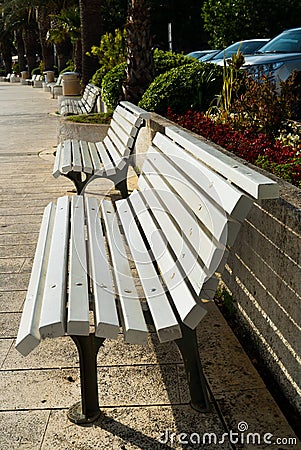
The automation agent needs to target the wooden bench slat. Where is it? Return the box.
[153,132,254,221]
[140,184,226,289]
[166,126,279,200]
[79,140,93,174]
[15,203,56,356]
[109,121,134,149]
[88,142,102,172]
[85,197,120,339]
[106,129,131,159]
[116,197,182,343]
[95,141,116,176]
[101,200,148,344]
[39,196,70,339]
[71,139,83,172]
[53,143,62,178]
[128,191,208,329]
[112,110,139,137]
[103,136,127,172]
[139,148,232,245]
[115,104,143,127]
[67,196,90,335]
[60,139,72,174]
[119,101,150,120]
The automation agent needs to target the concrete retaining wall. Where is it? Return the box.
[134,113,301,416]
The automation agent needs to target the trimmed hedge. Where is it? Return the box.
[139,62,223,114]
[101,49,194,110]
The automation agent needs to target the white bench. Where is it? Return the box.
[60,83,101,116]
[15,125,279,424]
[53,101,150,197]
[50,75,62,98]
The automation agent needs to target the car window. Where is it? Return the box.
[258,30,301,53]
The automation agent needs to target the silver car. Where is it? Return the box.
[242,28,301,88]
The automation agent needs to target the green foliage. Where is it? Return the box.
[90,29,127,88]
[202,0,301,48]
[152,49,194,75]
[101,62,126,110]
[139,62,223,114]
[31,67,41,75]
[60,60,75,74]
[66,112,112,124]
[255,155,301,188]
[100,49,194,110]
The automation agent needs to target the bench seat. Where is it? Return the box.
[16,125,279,424]
[53,101,150,196]
[60,83,101,116]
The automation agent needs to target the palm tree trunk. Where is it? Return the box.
[79,0,102,88]
[36,7,54,70]
[124,0,154,104]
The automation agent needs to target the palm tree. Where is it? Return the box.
[47,6,81,72]
[124,0,154,104]
[79,0,102,87]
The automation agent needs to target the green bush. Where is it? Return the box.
[101,49,195,110]
[101,62,126,110]
[139,62,223,114]
[91,29,127,88]
[152,49,194,76]
[31,67,41,75]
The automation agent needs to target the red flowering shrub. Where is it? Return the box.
[166,108,301,188]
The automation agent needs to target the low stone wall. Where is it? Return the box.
[57,116,109,144]
[134,112,301,416]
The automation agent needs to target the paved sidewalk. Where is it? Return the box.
[0,82,299,450]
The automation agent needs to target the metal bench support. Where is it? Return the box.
[175,324,210,412]
[68,334,105,424]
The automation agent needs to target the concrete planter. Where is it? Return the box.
[57,116,110,143]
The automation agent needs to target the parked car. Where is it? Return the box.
[186,49,220,60]
[208,39,270,63]
[242,28,301,88]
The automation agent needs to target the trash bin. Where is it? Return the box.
[21,71,29,80]
[44,71,55,83]
[62,72,81,96]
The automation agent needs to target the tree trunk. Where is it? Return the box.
[22,27,38,75]
[55,39,73,73]
[36,7,54,71]
[14,29,26,72]
[79,0,102,88]
[124,0,154,104]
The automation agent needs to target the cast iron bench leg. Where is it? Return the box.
[68,334,105,424]
[175,324,210,412]
[65,172,93,195]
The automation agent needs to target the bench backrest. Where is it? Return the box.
[116,126,279,328]
[81,84,101,112]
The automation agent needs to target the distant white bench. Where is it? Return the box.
[53,101,149,197]
[25,74,43,86]
[50,75,62,98]
[15,125,279,424]
[60,83,101,116]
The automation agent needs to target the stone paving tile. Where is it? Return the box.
[198,302,266,393]
[0,338,13,367]
[0,244,36,258]
[41,405,232,450]
[0,291,26,312]
[215,388,299,449]
[3,333,181,371]
[0,257,26,273]
[0,312,21,338]
[0,410,50,450]
[0,365,180,410]
[0,272,30,291]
